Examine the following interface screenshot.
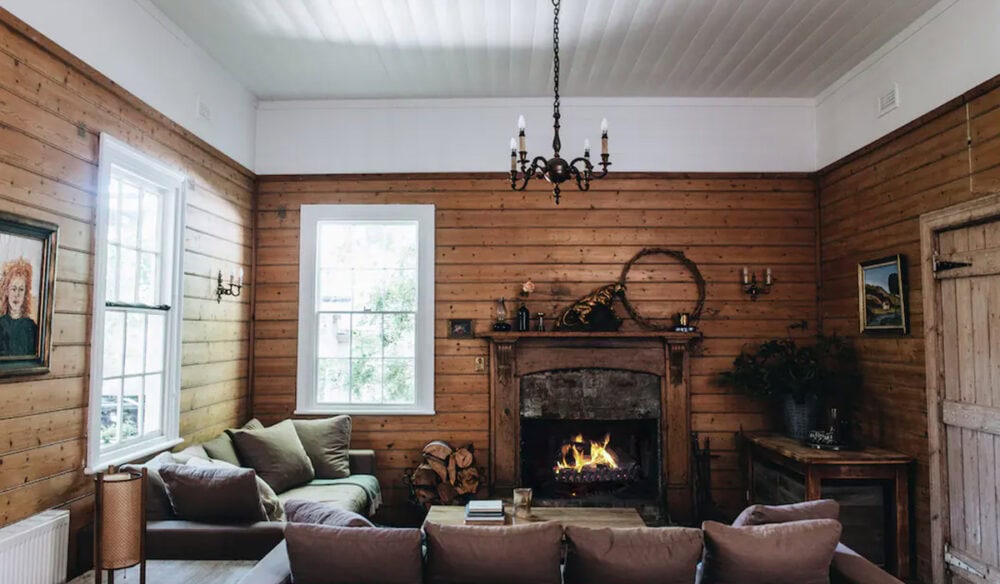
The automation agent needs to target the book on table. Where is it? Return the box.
[465,500,505,525]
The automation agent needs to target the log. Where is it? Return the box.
[412,464,439,487]
[414,487,438,506]
[447,453,457,485]
[427,458,449,483]
[454,447,474,469]
[437,481,458,504]
[423,441,454,463]
[455,467,480,495]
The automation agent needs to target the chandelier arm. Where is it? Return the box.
[567,160,592,191]
[530,156,549,179]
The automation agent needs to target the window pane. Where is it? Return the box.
[383,359,415,404]
[379,269,417,311]
[351,313,381,359]
[317,313,350,358]
[145,313,165,373]
[143,373,163,435]
[103,311,125,378]
[318,268,352,311]
[118,248,138,303]
[138,252,157,305]
[383,314,415,357]
[140,191,160,252]
[350,358,381,403]
[317,358,349,403]
[120,181,140,248]
[382,224,418,268]
[318,223,352,268]
[122,376,142,441]
[108,180,120,244]
[101,378,122,446]
[124,313,146,376]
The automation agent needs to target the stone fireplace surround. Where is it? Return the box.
[482,331,700,523]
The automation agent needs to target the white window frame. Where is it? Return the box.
[86,134,186,472]
[296,204,435,416]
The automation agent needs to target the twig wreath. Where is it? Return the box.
[618,248,706,330]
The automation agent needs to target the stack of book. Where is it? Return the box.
[464,500,505,525]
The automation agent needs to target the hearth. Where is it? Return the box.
[519,368,661,507]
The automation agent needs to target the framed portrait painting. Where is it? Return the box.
[858,254,908,335]
[0,212,58,377]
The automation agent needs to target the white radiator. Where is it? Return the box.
[0,509,70,584]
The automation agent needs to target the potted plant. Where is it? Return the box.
[718,335,858,441]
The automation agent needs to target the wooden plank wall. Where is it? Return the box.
[0,8,254,564]
[817,79,1000,583]
[254,173,819,514]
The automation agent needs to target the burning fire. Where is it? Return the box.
[554,433,619,474]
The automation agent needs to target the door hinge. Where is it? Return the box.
[945,545,988,579]
[933,251,972,273]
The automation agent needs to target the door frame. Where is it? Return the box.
[920,193,1000,583]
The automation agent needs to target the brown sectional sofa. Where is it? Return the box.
[237,524,904,584]
[147,449,380,560]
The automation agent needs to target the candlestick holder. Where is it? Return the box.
[216,269,244,303]
[741,267,773,301]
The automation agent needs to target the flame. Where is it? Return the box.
[554,433,618,474]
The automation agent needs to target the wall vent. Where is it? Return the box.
[877,84,900,117]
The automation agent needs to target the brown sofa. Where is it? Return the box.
[147,449,379,560]
[236,526,904,584]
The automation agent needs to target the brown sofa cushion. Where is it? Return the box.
[424,522,562,584]
[202,418,264,465]
[701,519,842,584]
[159,463,266,523]
[293,416,352,479]
[563,526,703,584]
[285,523,422,584]
[285,499,373,527]
[228,419,315,493]
[185,456,284,521]
[732,499,840,527]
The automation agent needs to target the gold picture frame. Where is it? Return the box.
[0,211,58,376]
[858,254,908,335]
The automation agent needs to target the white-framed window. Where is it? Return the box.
[87,134,186,472]
[296,205,435,416]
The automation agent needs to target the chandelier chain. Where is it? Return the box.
[552,0,560,117]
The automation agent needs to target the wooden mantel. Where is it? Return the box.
[482,330,701,523]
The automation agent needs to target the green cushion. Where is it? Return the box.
[228,420,315,494]
[201,418,263,466]
[292,416,352,479]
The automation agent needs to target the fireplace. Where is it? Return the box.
[519,368,661,505]
[484,332,699,522]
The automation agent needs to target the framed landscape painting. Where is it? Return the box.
[858,254,908,335]
[0,212,58,377]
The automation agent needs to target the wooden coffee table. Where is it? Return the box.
[423,505,645,529]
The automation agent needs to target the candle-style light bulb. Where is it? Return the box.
[765,268,772,286]
[600,118,609,156]
[239,267,245,286]
[584,139,591,157]
[742,267,749,285]
[510,138,517,171]
[518,115,526,152]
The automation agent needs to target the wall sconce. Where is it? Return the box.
[216,268,244,303]
[741,267,772,301]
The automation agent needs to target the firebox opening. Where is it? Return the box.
[520,418,659,503]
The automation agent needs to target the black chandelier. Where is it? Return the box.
[509,0,611,205]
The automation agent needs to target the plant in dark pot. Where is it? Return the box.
[718,335,858,442]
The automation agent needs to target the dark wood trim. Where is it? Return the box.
[256,171,818,182]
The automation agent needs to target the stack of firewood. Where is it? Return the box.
[407,441,481,506]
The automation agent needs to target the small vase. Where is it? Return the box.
[783,395,820,441]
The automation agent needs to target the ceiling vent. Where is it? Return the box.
[877,84,900,117]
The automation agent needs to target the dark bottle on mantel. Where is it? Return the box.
[516,302,531,332]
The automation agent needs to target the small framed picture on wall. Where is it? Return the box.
[0,212,59,376]
[858,254,908,335]
[447,319,474,339]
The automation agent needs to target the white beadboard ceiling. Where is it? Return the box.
[150,0,940,100]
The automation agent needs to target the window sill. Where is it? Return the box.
[85,437,184,475]
[294,408,436,417]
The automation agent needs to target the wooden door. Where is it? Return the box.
[922,194,1000,583]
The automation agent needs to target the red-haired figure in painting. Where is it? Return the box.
[0,257,38,357]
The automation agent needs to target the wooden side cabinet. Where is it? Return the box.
[741,433,913,579]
